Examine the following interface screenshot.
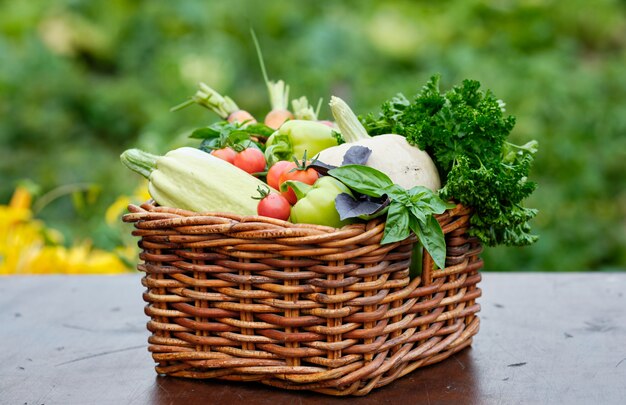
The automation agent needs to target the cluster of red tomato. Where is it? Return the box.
[210,147,319,222]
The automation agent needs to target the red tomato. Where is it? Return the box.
[233,148,266,174]
[278,164,319,204]
[266,160,293,190]
[257,193,291,220]
[210,147,237,164]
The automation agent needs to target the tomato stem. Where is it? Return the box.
[289,150,319,172]
[252,185,271,200]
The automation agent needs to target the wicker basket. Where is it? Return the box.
[123,201,483,396]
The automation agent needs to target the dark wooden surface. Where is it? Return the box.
[1,273,625,405]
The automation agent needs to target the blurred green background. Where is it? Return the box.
[1,0,624,271]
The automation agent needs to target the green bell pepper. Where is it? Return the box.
[284,176,353,228]
[264,120,338,166]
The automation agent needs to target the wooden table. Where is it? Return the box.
[1,273,625,404]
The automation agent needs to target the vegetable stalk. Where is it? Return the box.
[171,83,237,117]
[329,96,370,142]
[251,29,294,129]
[171,83,256,125]
[120,149,158,179]
[291,96,320,121]
[286,177,354,228]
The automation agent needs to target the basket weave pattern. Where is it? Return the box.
[123,201,483,396]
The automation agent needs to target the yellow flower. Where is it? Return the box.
[0,214,45,274]
[105,196,131,225]
[29,242,129,275]
[105,181,150,225]
[1,186,132,275]
[9,186,32,210]
[0,187,46,275]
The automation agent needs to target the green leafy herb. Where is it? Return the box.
[191,121,271,152]
[362,74,538,247]
[329,164,455,269]
[331,164,393,197]
[382,203,411,243]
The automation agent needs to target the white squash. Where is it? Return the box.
[120,147,277,215]
[317,97,441,191]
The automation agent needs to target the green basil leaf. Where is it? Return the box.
[227,130,253,145]
[244,123,275,137]
[410,215,447,270]
[381,202,410,244]
[190,127,221,139]
[383,184,408,201]
[423,195,456,215]
[407,186,429,202]
[199,138,221,152]
[409,186,456,214]
[328,164,393,197]
[408,204,427,223]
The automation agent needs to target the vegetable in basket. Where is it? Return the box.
[285,176,354,228]
[317,96,441,191]
[266,160,294,190]
[210,147,237,164]
[264,79,293,129]
[264,120,339,166]
[362,74,539,246]
[120,147,277,215]
[233,147,266,174]
[276,152,320,204]
[253,186,291,221]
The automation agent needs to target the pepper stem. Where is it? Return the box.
[282,180,312,200]
[264,134,292,167]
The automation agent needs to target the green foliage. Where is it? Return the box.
[1,0,625,271]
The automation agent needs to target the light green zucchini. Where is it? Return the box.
[120,147,274,215]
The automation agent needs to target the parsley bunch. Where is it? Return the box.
[362,74,538,247]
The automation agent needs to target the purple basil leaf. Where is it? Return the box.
[342,146,372,166]
[335,193,390,221]
[310,146,372,175]
[308,160,337,176]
